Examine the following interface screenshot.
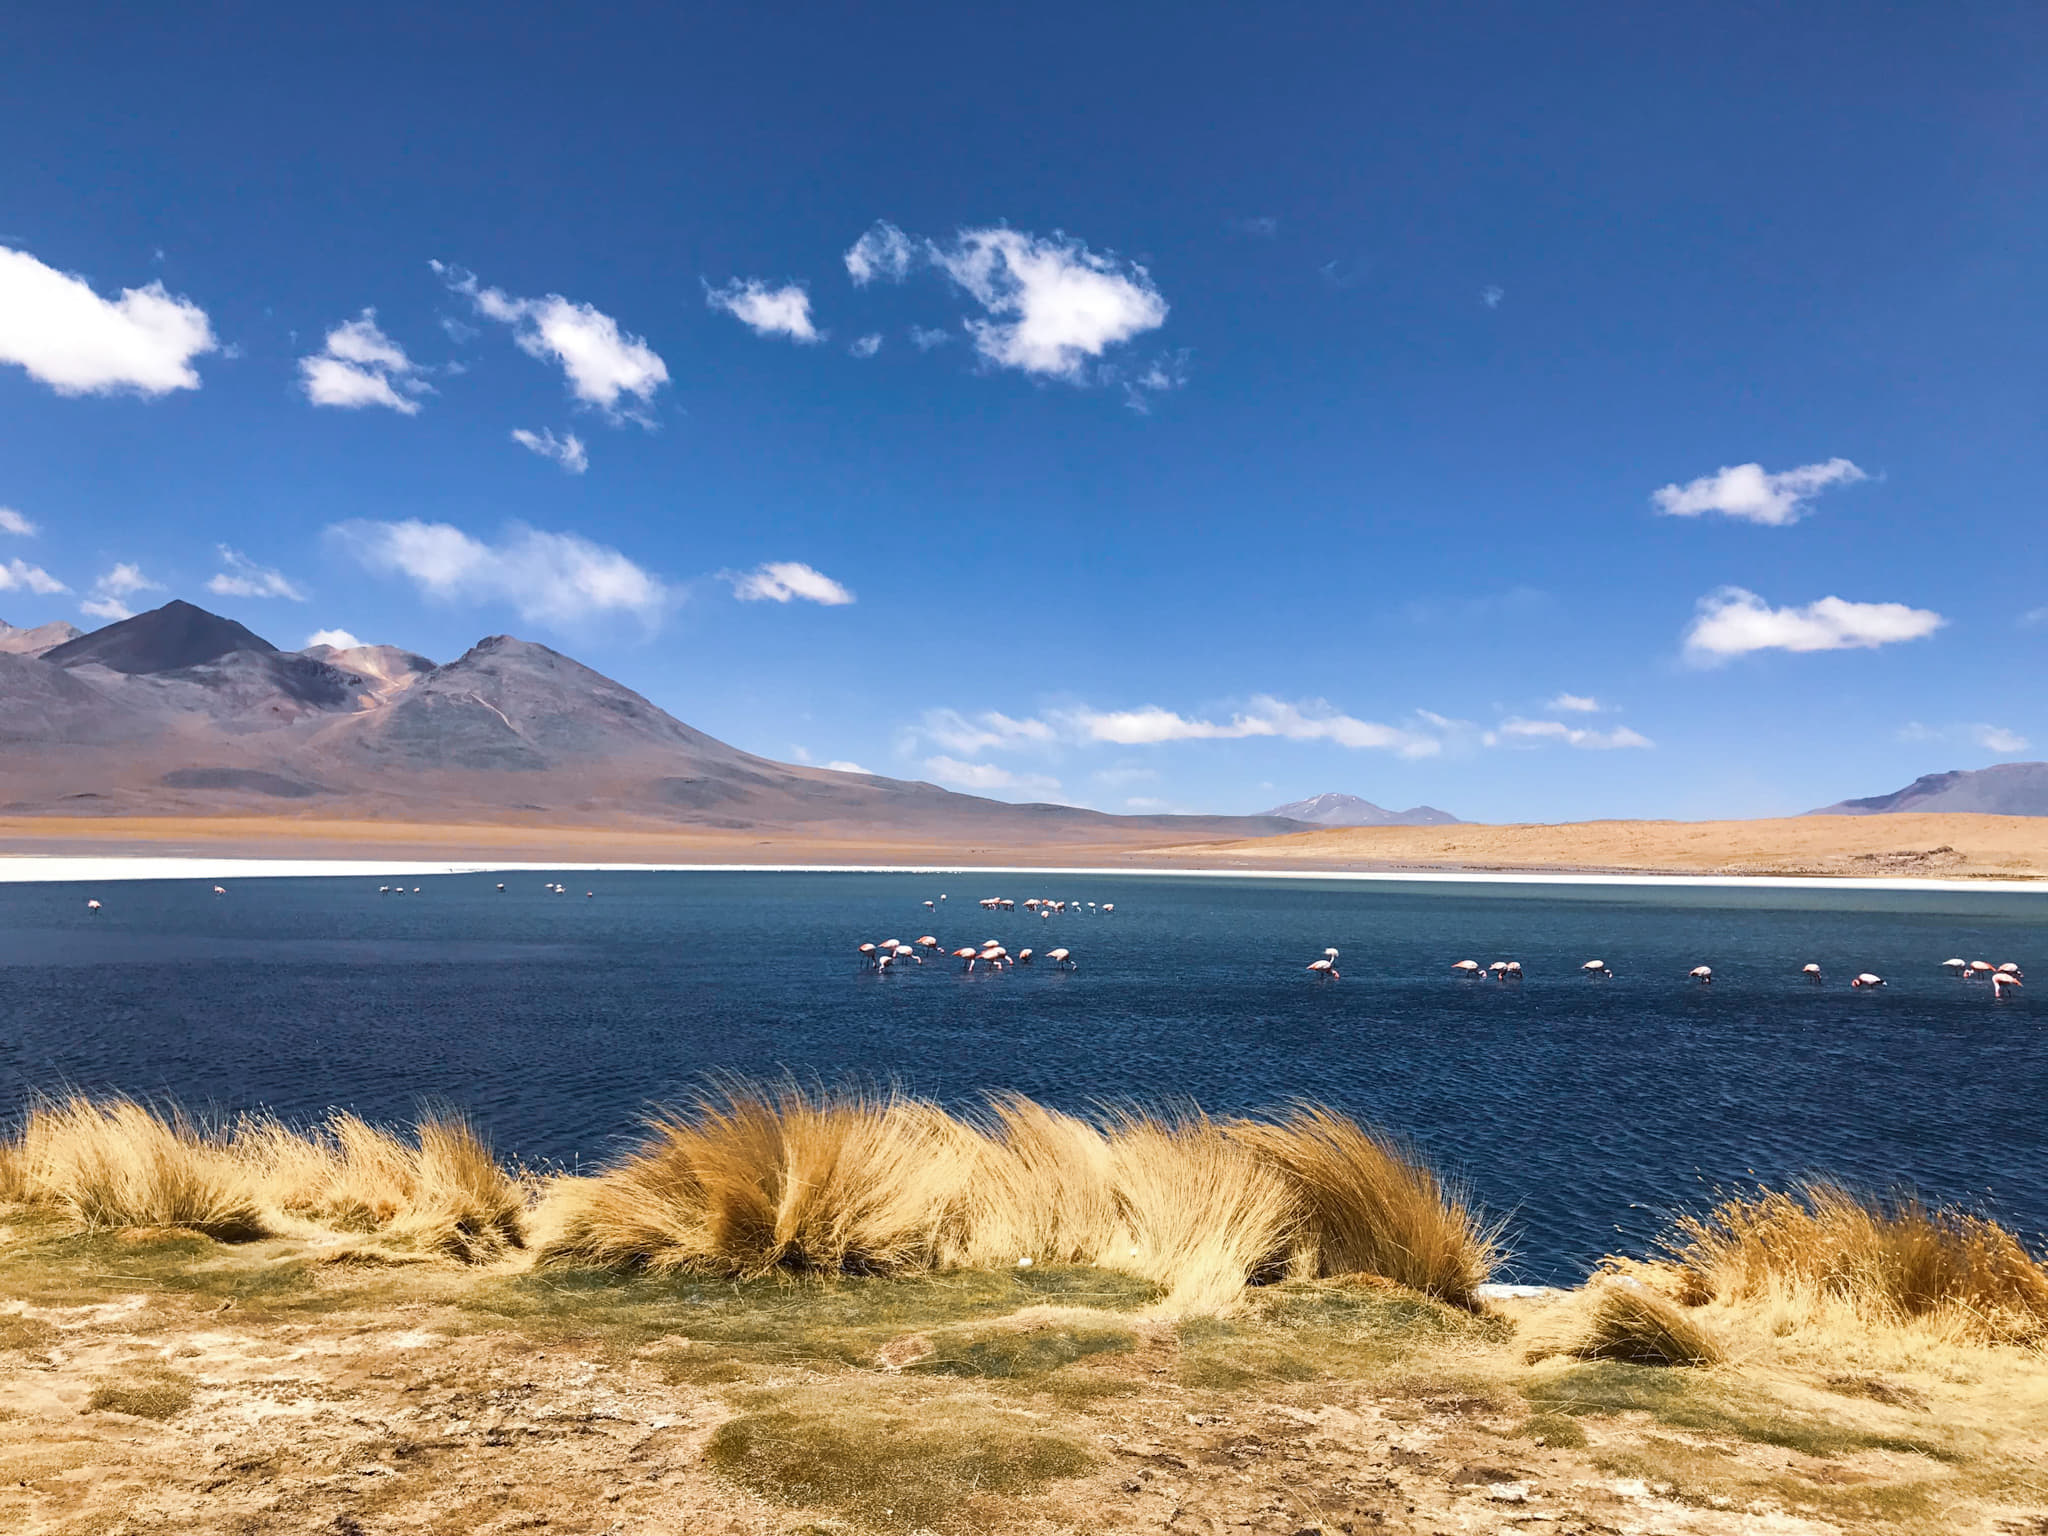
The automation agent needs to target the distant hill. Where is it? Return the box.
[1262,791,1460,827]
[0,600,1313,847]
[1811,764,2048,818]
[0,618,82,658]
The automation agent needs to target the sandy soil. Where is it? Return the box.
[1,811,2045,880]
[7,1222,2042,1535]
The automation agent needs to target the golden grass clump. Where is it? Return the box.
[1668,1182,2048,1343]
[7,1096,269,1241]
[1571,1283,1726,1367]
[0,1096,524,1260]
[1228,1105,1500,1309]
[539,1085,1497,1314]
[541,1085,979,1276]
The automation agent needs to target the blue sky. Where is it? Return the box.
[2,1,2042,821]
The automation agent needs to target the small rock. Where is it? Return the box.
[1486,1481,1532,1503]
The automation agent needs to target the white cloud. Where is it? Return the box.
[1069,697,1441,757]
[705,279,820,343]
[1491,718,1654,750]
[909,709,1060,757]
[845,222,915,286]
[923,756,1062,797]
[1481,285,1504,308]
[1123,350,1190,413]
[1976,725,2029,754]
[1125,796,1170,810]
[511,427,589,474]
[1234,216,1279,238]
[0,506,36,536]
[434,262,668,420]
[207,546,306,601]
[1547,693,1602,713]
[79,561,159,620]
[0,245,216,396]
[908,325,951,351]
[304,628,363,651]
[849,333,882,358]
[724,561,855,606]
[331,519,668,626]
[1652,458,1867,526]
[297,310,431,414]
[825,760,873,775]
[930,227,1169,380]
[1,558,67,595]
[1683,587,1945,662]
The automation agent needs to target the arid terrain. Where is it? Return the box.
[3,809,2046,880]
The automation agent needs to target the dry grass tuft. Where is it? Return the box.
[8,1096,269,1241]
[1668,1182,2048,1343]
[1230,1105,1500,1309]
[538,1086,1494,1315]
[0,1096,524,1260]
[540,1085,977,1276]
[1572,1284,1725,1366]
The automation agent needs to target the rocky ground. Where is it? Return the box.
[3,1220,2045,1535]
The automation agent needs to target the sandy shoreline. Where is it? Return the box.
[1,810,2045,886]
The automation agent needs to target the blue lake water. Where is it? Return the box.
[2,870,2043,1284]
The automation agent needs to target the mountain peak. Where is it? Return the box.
[1812,763,2048,817]
[0,617,84,658]
[1262,791,1461,827]
[43,599,277,676]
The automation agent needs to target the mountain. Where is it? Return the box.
[0,600,1313,845]
[1262,791,1460,827]
[0,618,82,657]
[1810,764,2048,818]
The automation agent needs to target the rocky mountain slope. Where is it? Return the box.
[1261,791,1460,826]
[0,601,1309,843]
[1810,764,2048,817]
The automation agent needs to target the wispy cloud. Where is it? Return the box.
[844,222,915,286]
[1546,693,1603,713]
[904,697,1446,759]
[704,279,819,343]
[1898,720,2031,756]
[1683,587,1944,662]
[922,756,1062,797]
[1122,350,1190,413]
[825,760,872,775]
[1653,458,1867,526]
[908,325,951,351]
[510,427,588,474]
[79,561,158,621]
[723,561,855,606]
[207,546,306,600]
[849,333,882,359]
[1481,284,1504,308]
[297,309,432,414]
[331,519,667,627]
[304,627,362,651]
[433,262,668,422]
[1489,718,1654,750]
[0,506,37,536]
[1,557,67,596]
[0,245,216,396]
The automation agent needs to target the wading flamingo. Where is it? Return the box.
[1992,971,2022,997]
[1852,973,1885,988]
[1689,966,1713,984]
[1802,963,1822,982]
[1969,961,1996,978]
[1017,948,1034,964]
[1942,958,1968,974]
[1452,960,1482,975]
[1047,948,1075,969]
[1581,960,1611,977]
[1307,957,1339,980]
[1998,962,2024,977]
[857,942,879,968]
[213,886,227,896]
[86,899,101,912]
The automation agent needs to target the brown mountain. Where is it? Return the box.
[1262,791,1460,827]
[1810,764,2048,818]
[0,618,83,658]
[0,601,1310,844]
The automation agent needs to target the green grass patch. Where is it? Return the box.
[1526,1363,1955,1460]
[910,1323,1136,1380]
[1514,1411,1588,1449]
[86,1367,196,1421]
[706,1387,1094,1529]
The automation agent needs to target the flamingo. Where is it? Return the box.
[951,946,977,969]
[894,944,917,963]
[1942,958,1968,975]
[1581,960,1611,977]
[1852,972,1885,988]
[1969,961,1996,978]
[1998,962,2024,977]
[1688,966,1713,984]
[1323,947,1340,964]
[1047,948,1075,969]
[1802,963,1822,982]
[1307,957,1339,979]
[1017,948,1034,964]
[1452,960,1482,975]
[213,885,227,897]
[1102,903,1115,914]
[86,898,101,912]
[923,900,935,911]
[1992,971,2022,997]
[857,942,879,968]
[915,936,940,956]
[497,883,505,891]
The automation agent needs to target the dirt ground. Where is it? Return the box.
[1,810,2044,880]
[4,1217,2046,1536]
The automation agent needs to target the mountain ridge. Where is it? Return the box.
[0,601,1312,845]
[1262,791,1460,826]
[1810,763,2048,818]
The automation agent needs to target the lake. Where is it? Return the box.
[2,869,2042,1283]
